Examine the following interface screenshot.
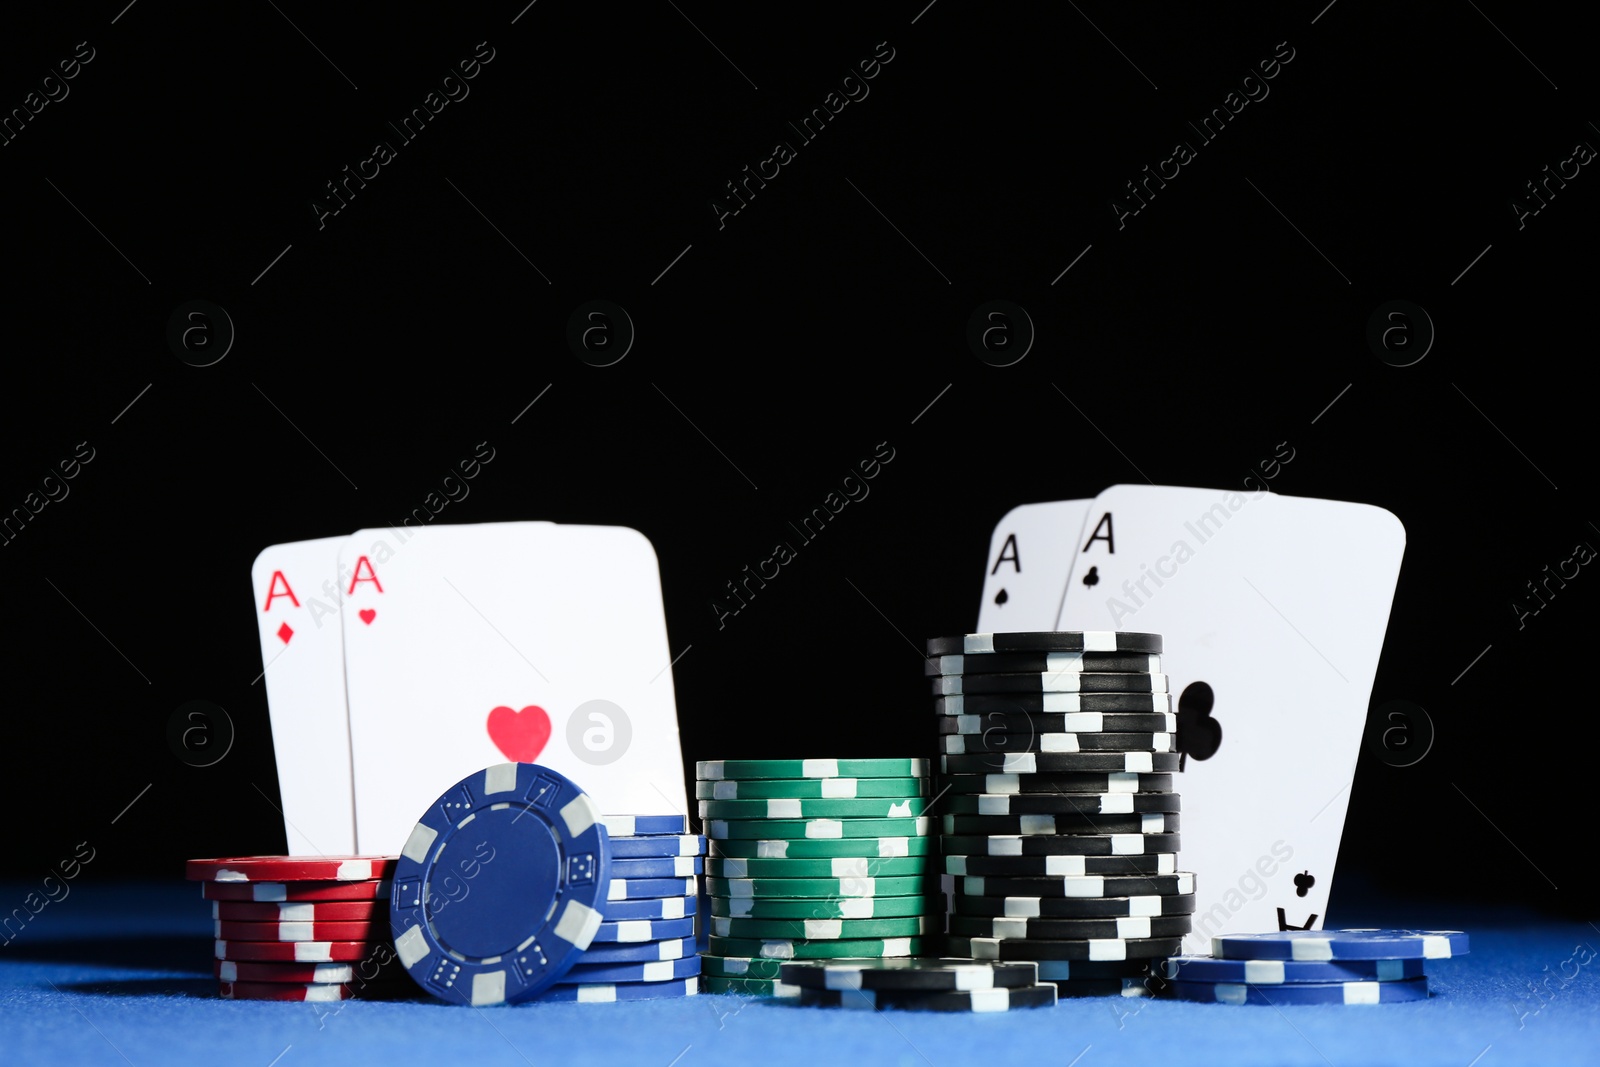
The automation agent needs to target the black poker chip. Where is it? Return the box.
[944,792,1180,816]
[1046,976,1166,998]
[926,633,1163,656]
[777,957,1040,992]
[795,984,1058,1011]
[937,712,1176,735]
[940,752,1182,775]
[948,872,1195,898]
[939,832,1181,856]
[942,853,1177,877]
[948,914,1193,940]
[939,731,1172,756]
[951,893,1198,919]
[942,772,1175,795]
[932,672,1169,697]
[924,652,1161,677]
[946,935,1186,961]
[936,693,1172,716]
[940,813,1180,837]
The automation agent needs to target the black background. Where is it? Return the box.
[1,2,1594,918]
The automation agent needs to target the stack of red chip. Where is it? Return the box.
[186,855,408,1001]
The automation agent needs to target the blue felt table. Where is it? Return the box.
[2,880,1594,1067]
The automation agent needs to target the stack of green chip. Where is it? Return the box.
[695,758,937,997]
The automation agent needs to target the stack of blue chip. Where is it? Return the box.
[1161,929,1470,1005]
[532,813,706,1003]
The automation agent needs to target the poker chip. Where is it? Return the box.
[696,777,929,800]
[202,880,391,903]
[941,752,1182,774]
[530,977,699,1002]
[778,958,1040,992]
[554,955,701,984]
[706,855,930,879]
[600,814,687,836]
[951,872,1195,897]
[1047,977,1158,998]
[214,958,402,984]
[707,816,931,840]
[926,632,1163,656]
[704,975,801,997]
[608,856,703,878]
[706,875,926,898]
[709,894,933,920]
[215,919,383,942]
[937,711,1176,734]
[212,900,383,922]
[698,797,931,819]
[935,692,1172,715]
[940,731,1173,755]
[219,980,394,1002]
[943,772,1174,795]
[709,835,932,859]
[187,856,397,883]
[1211,930,1470,961]
[949,934,1186,961]
[949,914,1193,940]
[931,672,1170,696]
[608,834,706,858]
[1033,959,1161,981]
[940,832,1182,856]
[388,763,611,1005]
[570,937,693,964]
[942,853,1177,876]
[1167,976,1431,1005]
[796,984,1058,1012]
[941,813,1181,837]
[215,939,383,962]
[711,915,932,940]
[698,758,930,780]
[944,792,1180,816]
[607,876,696,899]
[600,894,696,921]
[707,935,927,960]
[701,954,789,979]
[1161,954,1428,984]
[592,917,695,943]
[953,893,1197,919]
[925,652,1162,676]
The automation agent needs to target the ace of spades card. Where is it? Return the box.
[1055,484,1404,946]
[975,500,1094,633]
[338,523,689,854]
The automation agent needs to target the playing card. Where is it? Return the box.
[975,500,1094,632]
[1055,484,1404,946]
[338,522,689,854]
[250,536,357,855]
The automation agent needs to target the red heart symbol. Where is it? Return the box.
[359,609,376,625]
[486,705,551,763]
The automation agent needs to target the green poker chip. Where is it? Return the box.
[710,915,932,940]
[708,817,930,840]
[696,777,929,800]
[699,797,931,819]
[709,835,932,859]
[707,934,927,959]
[697,758,929,780]
[703,975,801,997]
[706,855,930,879]
[709,894,934,920]
[706,874,926,898]
[700,954,788,980]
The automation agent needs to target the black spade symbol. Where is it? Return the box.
[1081,566,1100,589]
[1175,681,1220,770]
[1293,870,1315,898]
[994,589,1009,605]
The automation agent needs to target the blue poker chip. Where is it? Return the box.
[575,936,693,964]
[532,976,699,1002]
[1167,976,1430,1005]
[602,814,689,836]
[1211,930,1469,961]
[600,894,697,921]
[389,762,610,1006]
[608,876,697,900]
[556,954,702,985]
[609,856,704,878]
[609,835,706,858]
[593,917,695,943]
[1163,955,1428,984]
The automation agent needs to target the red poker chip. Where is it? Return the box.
[213,900,384,922]
[214,958,404,984]
[202,879,390,902]
[218,980,410,1001]
[215,939,384,962]
[214,919,385,942]
[187,856,397,883]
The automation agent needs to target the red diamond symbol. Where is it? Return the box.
[277,622,294,645]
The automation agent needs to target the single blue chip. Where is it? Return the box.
[1166,976,1430,1005]
[609,835,707,859]
[1211,930,1469,961]
[389,762,611,1006]
[609,856,703,879]
[531,976,699,1002]
[1162,955,1428,984]
[600,894,697,921]
[602,814,689,836]
[592,916,695,943]
[555,954,702,985]
[576,936,694,964]
[607,876,697,900]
